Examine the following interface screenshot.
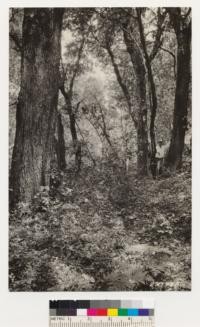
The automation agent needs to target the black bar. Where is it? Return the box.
[76,300,91,309]
[58,301,76,309]
[50,301,58,309]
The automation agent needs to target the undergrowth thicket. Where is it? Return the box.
[9,159,191,291]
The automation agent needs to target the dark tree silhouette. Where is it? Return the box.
[166,8,191,170]
[54,112,66,171]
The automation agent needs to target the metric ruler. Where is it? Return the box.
[49,316,155,327]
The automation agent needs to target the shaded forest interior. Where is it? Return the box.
[9,8,191,291]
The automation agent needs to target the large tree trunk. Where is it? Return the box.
[122,20,149,176]
[10,9,64,207]
[55,112,66,171]
[166,9,191,170]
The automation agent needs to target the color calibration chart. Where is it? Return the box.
[49,300,155,327]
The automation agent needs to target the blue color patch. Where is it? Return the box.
[127,309,139,316]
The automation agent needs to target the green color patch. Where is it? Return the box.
[118,309,128,316]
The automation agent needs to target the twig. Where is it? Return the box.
[9,101,17,107]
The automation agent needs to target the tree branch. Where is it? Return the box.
[149,8,167,62]
[105,39,137,127]
[69,37,85,94]
[182,8,191,21]
[9,101,18,107]
[160,46,176,79]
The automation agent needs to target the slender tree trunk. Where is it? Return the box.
[137,9,157,177]
[106,29,148,175]
[10,9,64,207]
[60,87,81,171]
[75,121,96,167]
[136,100,148,176]
[166,13,191,170]
[70,112,82,172]
[55,113,66,171]
[122,21,149,176]
[106,43,136,125]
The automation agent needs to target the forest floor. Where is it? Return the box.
[9,160,191,291]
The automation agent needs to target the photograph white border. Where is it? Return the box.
[1,1,200,326]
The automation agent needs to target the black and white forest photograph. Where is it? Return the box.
[9,7,191,291]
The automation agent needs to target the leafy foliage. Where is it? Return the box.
[10,159,191,291]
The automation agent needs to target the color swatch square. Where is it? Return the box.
[107,309,118,316]
[96,309,107,316]
[87,308,97,316]
[118,309,128,316]
[77,309,87,316]
[127,309,139,316]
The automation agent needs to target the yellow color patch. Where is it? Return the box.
[107,309,118,316]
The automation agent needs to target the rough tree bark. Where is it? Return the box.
[165,8,191,170]
[10,9,64,207]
